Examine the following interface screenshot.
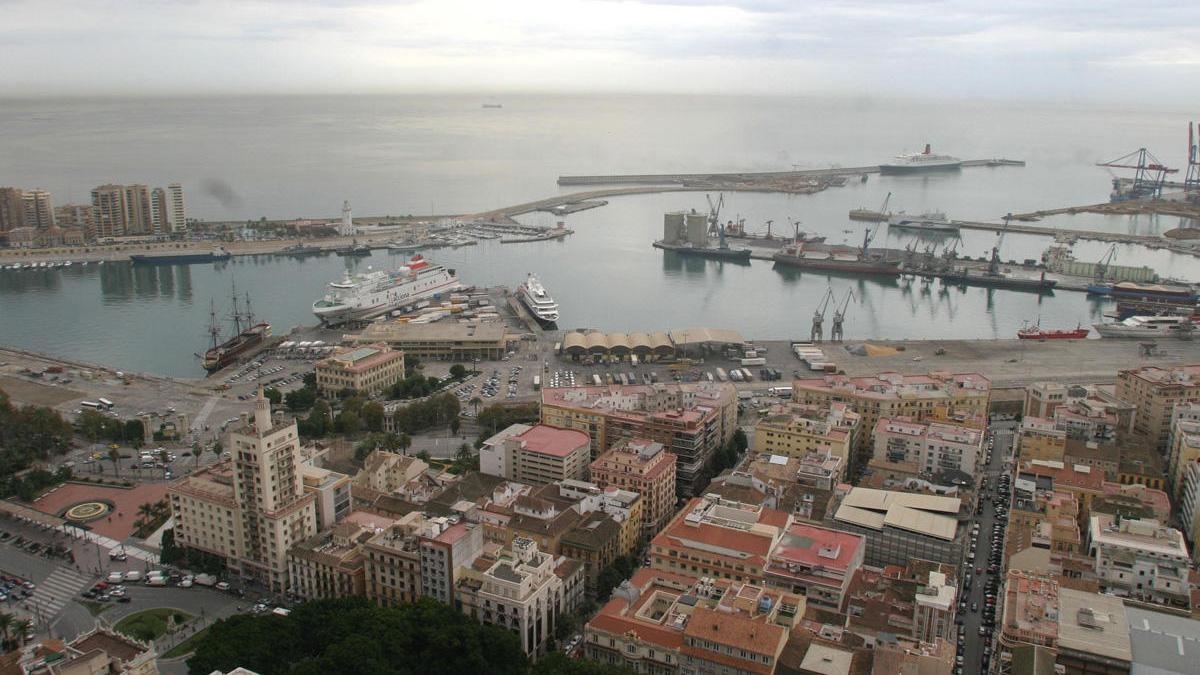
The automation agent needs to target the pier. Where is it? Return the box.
[555,159,1025,186]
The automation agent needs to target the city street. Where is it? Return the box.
[958,419,1016,675]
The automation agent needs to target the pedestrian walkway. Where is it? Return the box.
[26,566,92,621]
[55,524,159,564]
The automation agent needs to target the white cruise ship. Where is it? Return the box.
[312,255,461,325]
[1093,315,1195,338]
[880,144,962,174]
[517,273,559,326]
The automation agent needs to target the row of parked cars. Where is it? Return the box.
[0,574,36,603]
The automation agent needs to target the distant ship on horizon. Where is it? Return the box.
[880,144,962,174]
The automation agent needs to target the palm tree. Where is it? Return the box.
[108,447,121,477]
[0,611,13,650]
[137,502,155,521]
[210,440,223,465]
[469,396,482,417]
[12,619,31,647]
[192,440,201,469]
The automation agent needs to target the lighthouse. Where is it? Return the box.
[338,200,355,236]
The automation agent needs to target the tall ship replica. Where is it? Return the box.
[131,247,231,265]
[653,195,752,262]
[879,144,962,174]
[201,285,271,372]
[772,222,901,276]
[312,255,461,326]
[517,273,559,327]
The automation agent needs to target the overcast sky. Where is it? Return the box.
[3,0,1199,101]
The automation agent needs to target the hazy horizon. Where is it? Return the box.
[3,0,1199,103]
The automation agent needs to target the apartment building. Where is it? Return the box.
[542,382,738,496]
[830,487,964,568]
[168,462,243,567]
[287,520,372,600]
[1167,403,1200,502]
[90,184,129,238]
[751,402,859,468]
[314,343,406,397]
[456,538,566,659]
[1116,364,1200,450]
[0,187,22,232]
[1025,382,1135,440]
[585,569,804,675]
[873,416,984,477]
[1178,461,1200,561]
[363,513,427,607]
[761,521,865,610]
[715,450,844,522]
[555,480,645,556]
[1017,417,1068,463]
[792,372,990,469]
[560,510,622,586]
[355,449,428,495]
[480,424,591,485]
[228,391,318,592]
[649,495,791,584]
[590,438,677,538]
[420,519,484,605]
[844,561,957,646]
[168,391,316,592]
[1088,515,1190,609]
[300,463,351,530]
[20,189,54,229]
[1017,460,1106,516]
[997,571,1133,675]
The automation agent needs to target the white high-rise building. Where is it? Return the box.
[167,183,186,231]
[229,388,317,592]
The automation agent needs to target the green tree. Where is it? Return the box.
[449,364,467,380]
[361,402,385,433]
[77,409,107,442]
[449,417,461,436]
[285,387,316,411]
[335,410,361,435]
[263,388,283,405]
[124,419,145,448]
[398,433,412,455]
[108,447,122,477]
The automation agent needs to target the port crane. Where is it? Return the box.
[1097,148,1178,200]
[705,193,735,251]
[830,290,854,342]
[877,191,892,220]
[811,287,834,343]
[1187,122,1200,195]
[1094,244,1117,283]
[985,215,1012,277]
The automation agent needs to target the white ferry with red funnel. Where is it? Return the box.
[312,255,461,326]
[880,144,962,174]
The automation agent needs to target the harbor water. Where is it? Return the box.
[2,94,1199,376]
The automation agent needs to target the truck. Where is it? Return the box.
[740,357,767,367]
[737,390,754,400]
[145,576,167,586]
[194,573,217,587]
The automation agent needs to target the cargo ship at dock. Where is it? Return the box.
[1086,281,1198,303]
[131,247,231,265]
[939,268,1057,293]
[772,222,901,276]
[201,286,270,372]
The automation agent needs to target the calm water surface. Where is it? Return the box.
[2,95,1198,376]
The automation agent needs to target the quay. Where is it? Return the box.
[555,158,1025,186]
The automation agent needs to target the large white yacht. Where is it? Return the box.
[517,273,559,326]
[1093,315,1195,338]
[880,144,962,174]
[312,255,461,326]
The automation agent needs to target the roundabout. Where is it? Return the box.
[61,499,114,523]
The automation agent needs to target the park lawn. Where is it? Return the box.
[114,608,193,642]
[161,626,209,659]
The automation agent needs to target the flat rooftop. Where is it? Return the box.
[1125,606,1200,675]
